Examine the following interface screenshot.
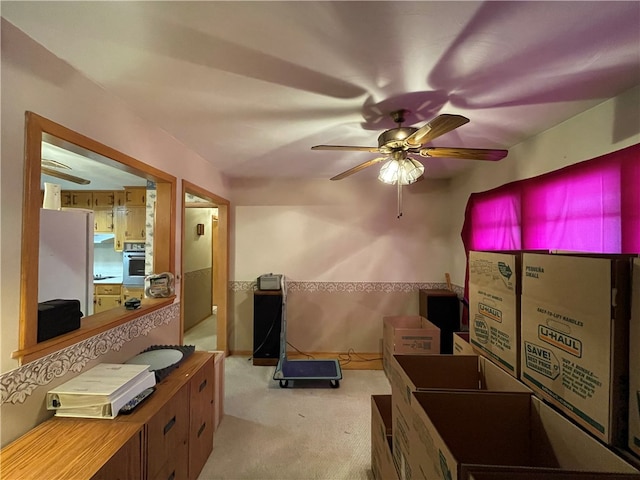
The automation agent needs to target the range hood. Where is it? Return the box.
[94,233,115,244]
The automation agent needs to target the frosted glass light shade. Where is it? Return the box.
[378,158,424,185]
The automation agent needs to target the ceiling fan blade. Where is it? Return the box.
[312,145,380,153]
[41,166,91,185]
[419,147,508,161]
[404,114,470,147]
[330,157,387,181]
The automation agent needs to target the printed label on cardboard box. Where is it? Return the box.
[520,253,626,444]
[469,251,520,376]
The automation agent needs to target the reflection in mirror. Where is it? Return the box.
[17,112,176,364]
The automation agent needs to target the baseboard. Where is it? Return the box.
[229,350,383,370]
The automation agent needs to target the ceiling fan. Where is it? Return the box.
[311,109,507,217]
[41,158,91,185]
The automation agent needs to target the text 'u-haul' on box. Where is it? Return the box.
[468,251,521,378]
[520,252,632,446]
[408,391,639,480]
[383,315,440,380]
[388,354,530,480]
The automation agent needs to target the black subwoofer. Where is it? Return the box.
[419,289,460,354]
[253,291,282,365]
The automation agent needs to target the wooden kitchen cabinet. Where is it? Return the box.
[114,190,125,206]
[114,206,146,250]
[61,190,93,208]
[122,286,145,302]
[125,186,147,206]
[94,207,114,232]
[95,284,123,313]
[92,190,115,207]
[124,206,147,241]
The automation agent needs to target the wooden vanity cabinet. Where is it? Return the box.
[189,357,215,479]
[0,352,217,480]
[117,351,216,480]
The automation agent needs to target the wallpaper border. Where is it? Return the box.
[0,303,179,405]
[230,280,464,296]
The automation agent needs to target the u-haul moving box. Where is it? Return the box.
[468,251,521,377]
[388,354,530,479]
[520,253,632,446]
[371,395,399,480]
[408,391,639,480]
[383,316,440,379]
[630,258,640,458]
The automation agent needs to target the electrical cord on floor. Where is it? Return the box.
[338,348,382,367]
[286,341,314,359]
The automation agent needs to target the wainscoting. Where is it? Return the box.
[183,267,212,331]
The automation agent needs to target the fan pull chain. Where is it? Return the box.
[397,178,403,218]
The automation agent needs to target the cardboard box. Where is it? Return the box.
[462,466,640,480]
[453,332,475,356]
[468,251,521,377]
[383,316,440,379]
[520,253,632,445]
[371,395,399,480]
[408,391,639,480]
[388,354,530,479]
[630,258,640,458]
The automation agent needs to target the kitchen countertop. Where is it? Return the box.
[93,276,123,285]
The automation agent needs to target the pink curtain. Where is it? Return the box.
[460,142,640,324]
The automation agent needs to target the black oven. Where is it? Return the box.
[123,242,146,286]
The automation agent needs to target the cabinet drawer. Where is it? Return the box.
[95,284,122,295]
[188,358,215,479]
[147,384,189,480]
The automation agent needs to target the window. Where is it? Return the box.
[462,143,640,254]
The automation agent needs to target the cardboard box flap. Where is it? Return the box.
[530,396,638,472]
[462,465,640,480]
[479,356,531,393]
[372,395,393,436]
[393,354,480,390]
[413,391,534,467]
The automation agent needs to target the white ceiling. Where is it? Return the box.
[4,1,640,182]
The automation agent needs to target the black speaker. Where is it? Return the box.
[419,289,460,354]
[253,291,283,365]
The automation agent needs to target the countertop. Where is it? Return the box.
[93,275,123,285]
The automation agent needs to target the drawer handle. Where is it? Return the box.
[197,422,206,438]
[164,416,176,435]
[168,471,176,480]
[199,379,207,392]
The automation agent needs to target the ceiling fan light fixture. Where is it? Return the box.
[378,158,424,185]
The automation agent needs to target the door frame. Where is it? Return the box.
[180,180,230,354]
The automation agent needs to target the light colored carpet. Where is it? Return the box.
[197,355,391,480]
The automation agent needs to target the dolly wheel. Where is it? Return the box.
[330,380,340,388]
[279,380,289,388]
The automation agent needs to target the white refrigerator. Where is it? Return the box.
[39,208,94,317]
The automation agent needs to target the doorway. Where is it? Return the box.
[181,180,229,354]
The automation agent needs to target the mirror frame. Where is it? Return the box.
[15,112,177,364]
[181,181,230,354]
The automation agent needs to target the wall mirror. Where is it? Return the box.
[16,112,176,364]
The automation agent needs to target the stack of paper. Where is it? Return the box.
[46,363,156,418]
